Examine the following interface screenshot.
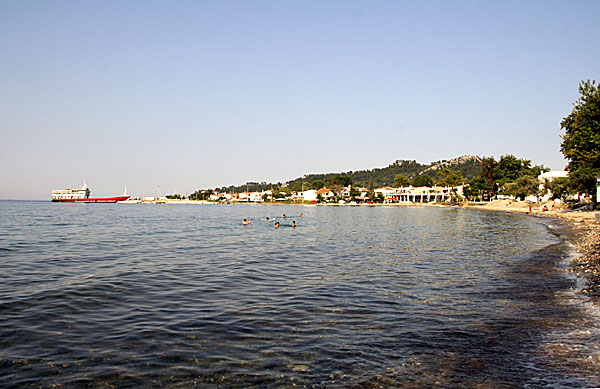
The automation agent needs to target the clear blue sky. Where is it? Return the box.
[1,1,598,199]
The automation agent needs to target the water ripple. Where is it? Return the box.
[0,202,598,387]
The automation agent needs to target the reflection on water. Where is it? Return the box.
[0,201,599,387]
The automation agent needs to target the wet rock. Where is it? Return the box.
[572,225,600,302]
[288,364,309,372]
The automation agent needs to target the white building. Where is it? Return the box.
[296,189,318,202]
[538,170,569,201]
[316,188,334,201]
[382,186,463,203]
[539,170,568,182]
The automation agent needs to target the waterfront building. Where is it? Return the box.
[316,188,334,200]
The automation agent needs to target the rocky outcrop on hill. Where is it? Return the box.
[423,155,482,173]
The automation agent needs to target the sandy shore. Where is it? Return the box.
[465,199,600,302]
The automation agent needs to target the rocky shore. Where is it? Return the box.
[571,224,600,300]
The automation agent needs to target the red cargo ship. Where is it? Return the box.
[51,182,130,203]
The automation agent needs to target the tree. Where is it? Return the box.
[189,189,213,200]
[480,157,497,197]
[505,176,540,200]
[545,177,570,200]
[412,174,433,187]
[568,166,597,196]
[290,180,303,192]
[494,155,529,186]
[561,80,600,198]
[337,175,353,187]
[273,187,291,199]
[463,176,486,201]
[437,169,465,187]
[394,174,411,187]
[312,180,325,190]
[349,186,360,201]
[368,177,374,200]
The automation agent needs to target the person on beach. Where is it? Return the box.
[292,220,296,228]
[274,222,280,229]
[242,219,251,225]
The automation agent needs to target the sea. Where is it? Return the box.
[1,200,600,387]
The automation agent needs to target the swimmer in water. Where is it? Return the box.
[261,216,271,221]
[300,213,304,218]
[242,219,251,225]
[292,220,296,228]
[282,214,287,218]
[274,222,280,229]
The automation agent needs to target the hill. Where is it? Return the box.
[292,155,482,188]
[210,155,483,193]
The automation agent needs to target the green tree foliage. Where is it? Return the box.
[560,79,600,197]
[311,180,325,190]
[297,157,481,189]
[213,182,273,193]
[326,174,352,188]
[567,166,597,196]
[494,155,537,186]
[464,155,546,199]
[394,174,411,187]
[462,176,487,201]
[290,180,303,192]
[166,194,183,199]
[480,157,497,197]
[272,187,291,199]
[189,189,213,200]
[436,169,465,187]
[505,176,540,200]
[412,174,433,187]
[349,186,360,200]
[544,177,570,200]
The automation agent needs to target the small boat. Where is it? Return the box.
[51,181,130,203]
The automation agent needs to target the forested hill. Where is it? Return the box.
[298,155,482,188]
[210,155,482,193]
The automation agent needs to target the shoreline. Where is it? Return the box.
[463,200,600,303]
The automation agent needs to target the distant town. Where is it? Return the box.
[125,155,575,205]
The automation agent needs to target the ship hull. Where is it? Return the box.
[52,196,131,203]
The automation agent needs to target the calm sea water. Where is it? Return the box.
[1,201,600,387]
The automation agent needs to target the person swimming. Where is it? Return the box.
[292,220,296,228]
[300,213,304,218]
[282,214,287,218]
[242,219,251,225]
[261,216,271,221]
[274,222,280,229]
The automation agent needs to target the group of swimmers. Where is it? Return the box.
[242,213,303,228]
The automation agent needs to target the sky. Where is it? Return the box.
[1,1,598,200]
